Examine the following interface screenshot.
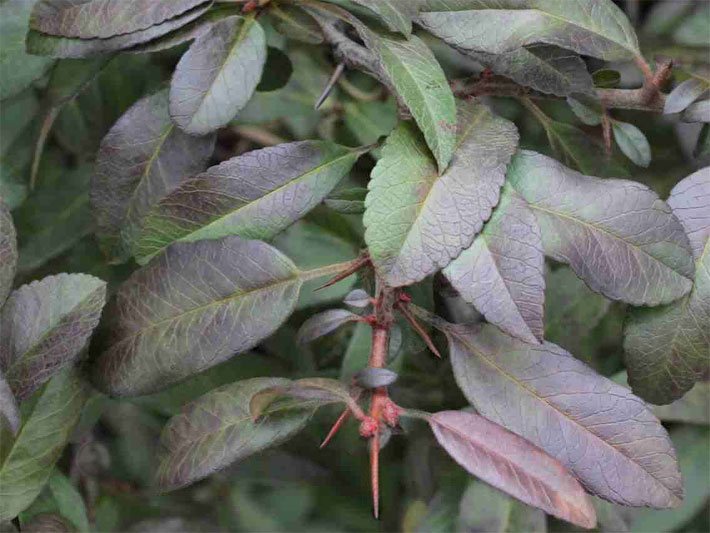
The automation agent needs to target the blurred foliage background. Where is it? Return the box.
[1,0,708,531]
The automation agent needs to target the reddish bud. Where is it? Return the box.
[382,399,400,427]
[359,417,378,438]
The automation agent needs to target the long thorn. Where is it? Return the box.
[397,303,441,358]
[320,408,350,449]
[314,253,369,291]
[315,63,345,110]
[370,431,380,519]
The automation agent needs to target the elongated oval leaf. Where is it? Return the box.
[371,33,456,172]
[418,0,640,61]
[0,199,16,305]
[623,169,710,404]
[444,185,544,343]
[170,15,267,134]
[156,377,311,490]
[0,369,88,521]
[0,369,20,434]
[0,274,106,400]
[30,0,210,39]
[667,167,710,260]
[446,322,683,508]
[134,141,361,264]
[458,479,547,533]
[355,368,398,389]
[612,121,651,168]
[508,151,694,305]
[664,78,709,115]
[364,100,518,286]
[27,3,212,58]
[429,410,596,528]
[92,236,303,396]
[90,90,215,264]
[296,309,360,345]
[351,0,418,35]
[681,100,710,123]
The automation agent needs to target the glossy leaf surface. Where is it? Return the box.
[365,100,518,286]
[0,274,106,400]
[429,410,596,528]
[134,141,360,264]
[169,15,267,134]
[91,90,215,264]
[156,378,311,490]
[92,236,303,396]
[446,323,683,508]
[508,151,694,305]
[612,121,651,168]
[444,186,544,343]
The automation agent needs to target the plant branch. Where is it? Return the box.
[452,75,668,113]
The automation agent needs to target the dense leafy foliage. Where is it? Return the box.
[0,0,708,531]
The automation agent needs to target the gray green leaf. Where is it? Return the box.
[134,141,361,265]
[90,90,215,264]
[418,0,640,61]
[664,78,708,115]
[444,185,545,343]
[612,120,651,168]
[446,322,683,508]
[156,377,311,490]
[508,151,694,305]
[0,0,54,99]
[365,100,518,287]
[0,369,20,434]
[30,0,210,39]
[351,0,418,35]
[92,236,304,396]
[0,369,88,521]
[0,274,106,400]
[47,472,89,533]
[169,15,267,134]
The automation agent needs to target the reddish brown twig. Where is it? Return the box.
[314,252,371,291]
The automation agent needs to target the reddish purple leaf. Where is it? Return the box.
[429,410,596,529]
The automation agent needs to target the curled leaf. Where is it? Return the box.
[296,309,360,344]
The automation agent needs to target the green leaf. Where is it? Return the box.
[14,162,92,273]
[30,0,210,39]
[445,322,683,508]
[508,151,694,305]
[472,45,594,97]
[444,185,545,344]
[418,0,640,61]
[0,0,54,99]
[544,266,611,355]
[0,369,20,434]
[169,15,267,134]
[90,90,215,264]
[156,377,311,491]
[256,47,293,92]
[351,0,418,35]
[592,68,621,88]
[664,78,709,114]
[370,33,457,172]
[681,99,710,123]
[0,199,17,306]
[21,514,71,532]
[269,4,323,44]
[365,100,518,286]
[623,168,710,404]
[324,187,368,215]
[92,236,304,396]
[0,273,106,400]
[0,369,88,521]
[458,479,547,532]
[26,3,212,58]
[612,120,651,168]
[651,381,709,425]
[343,99,398,147]
[47,472,89,533]
[134,141,361,265]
